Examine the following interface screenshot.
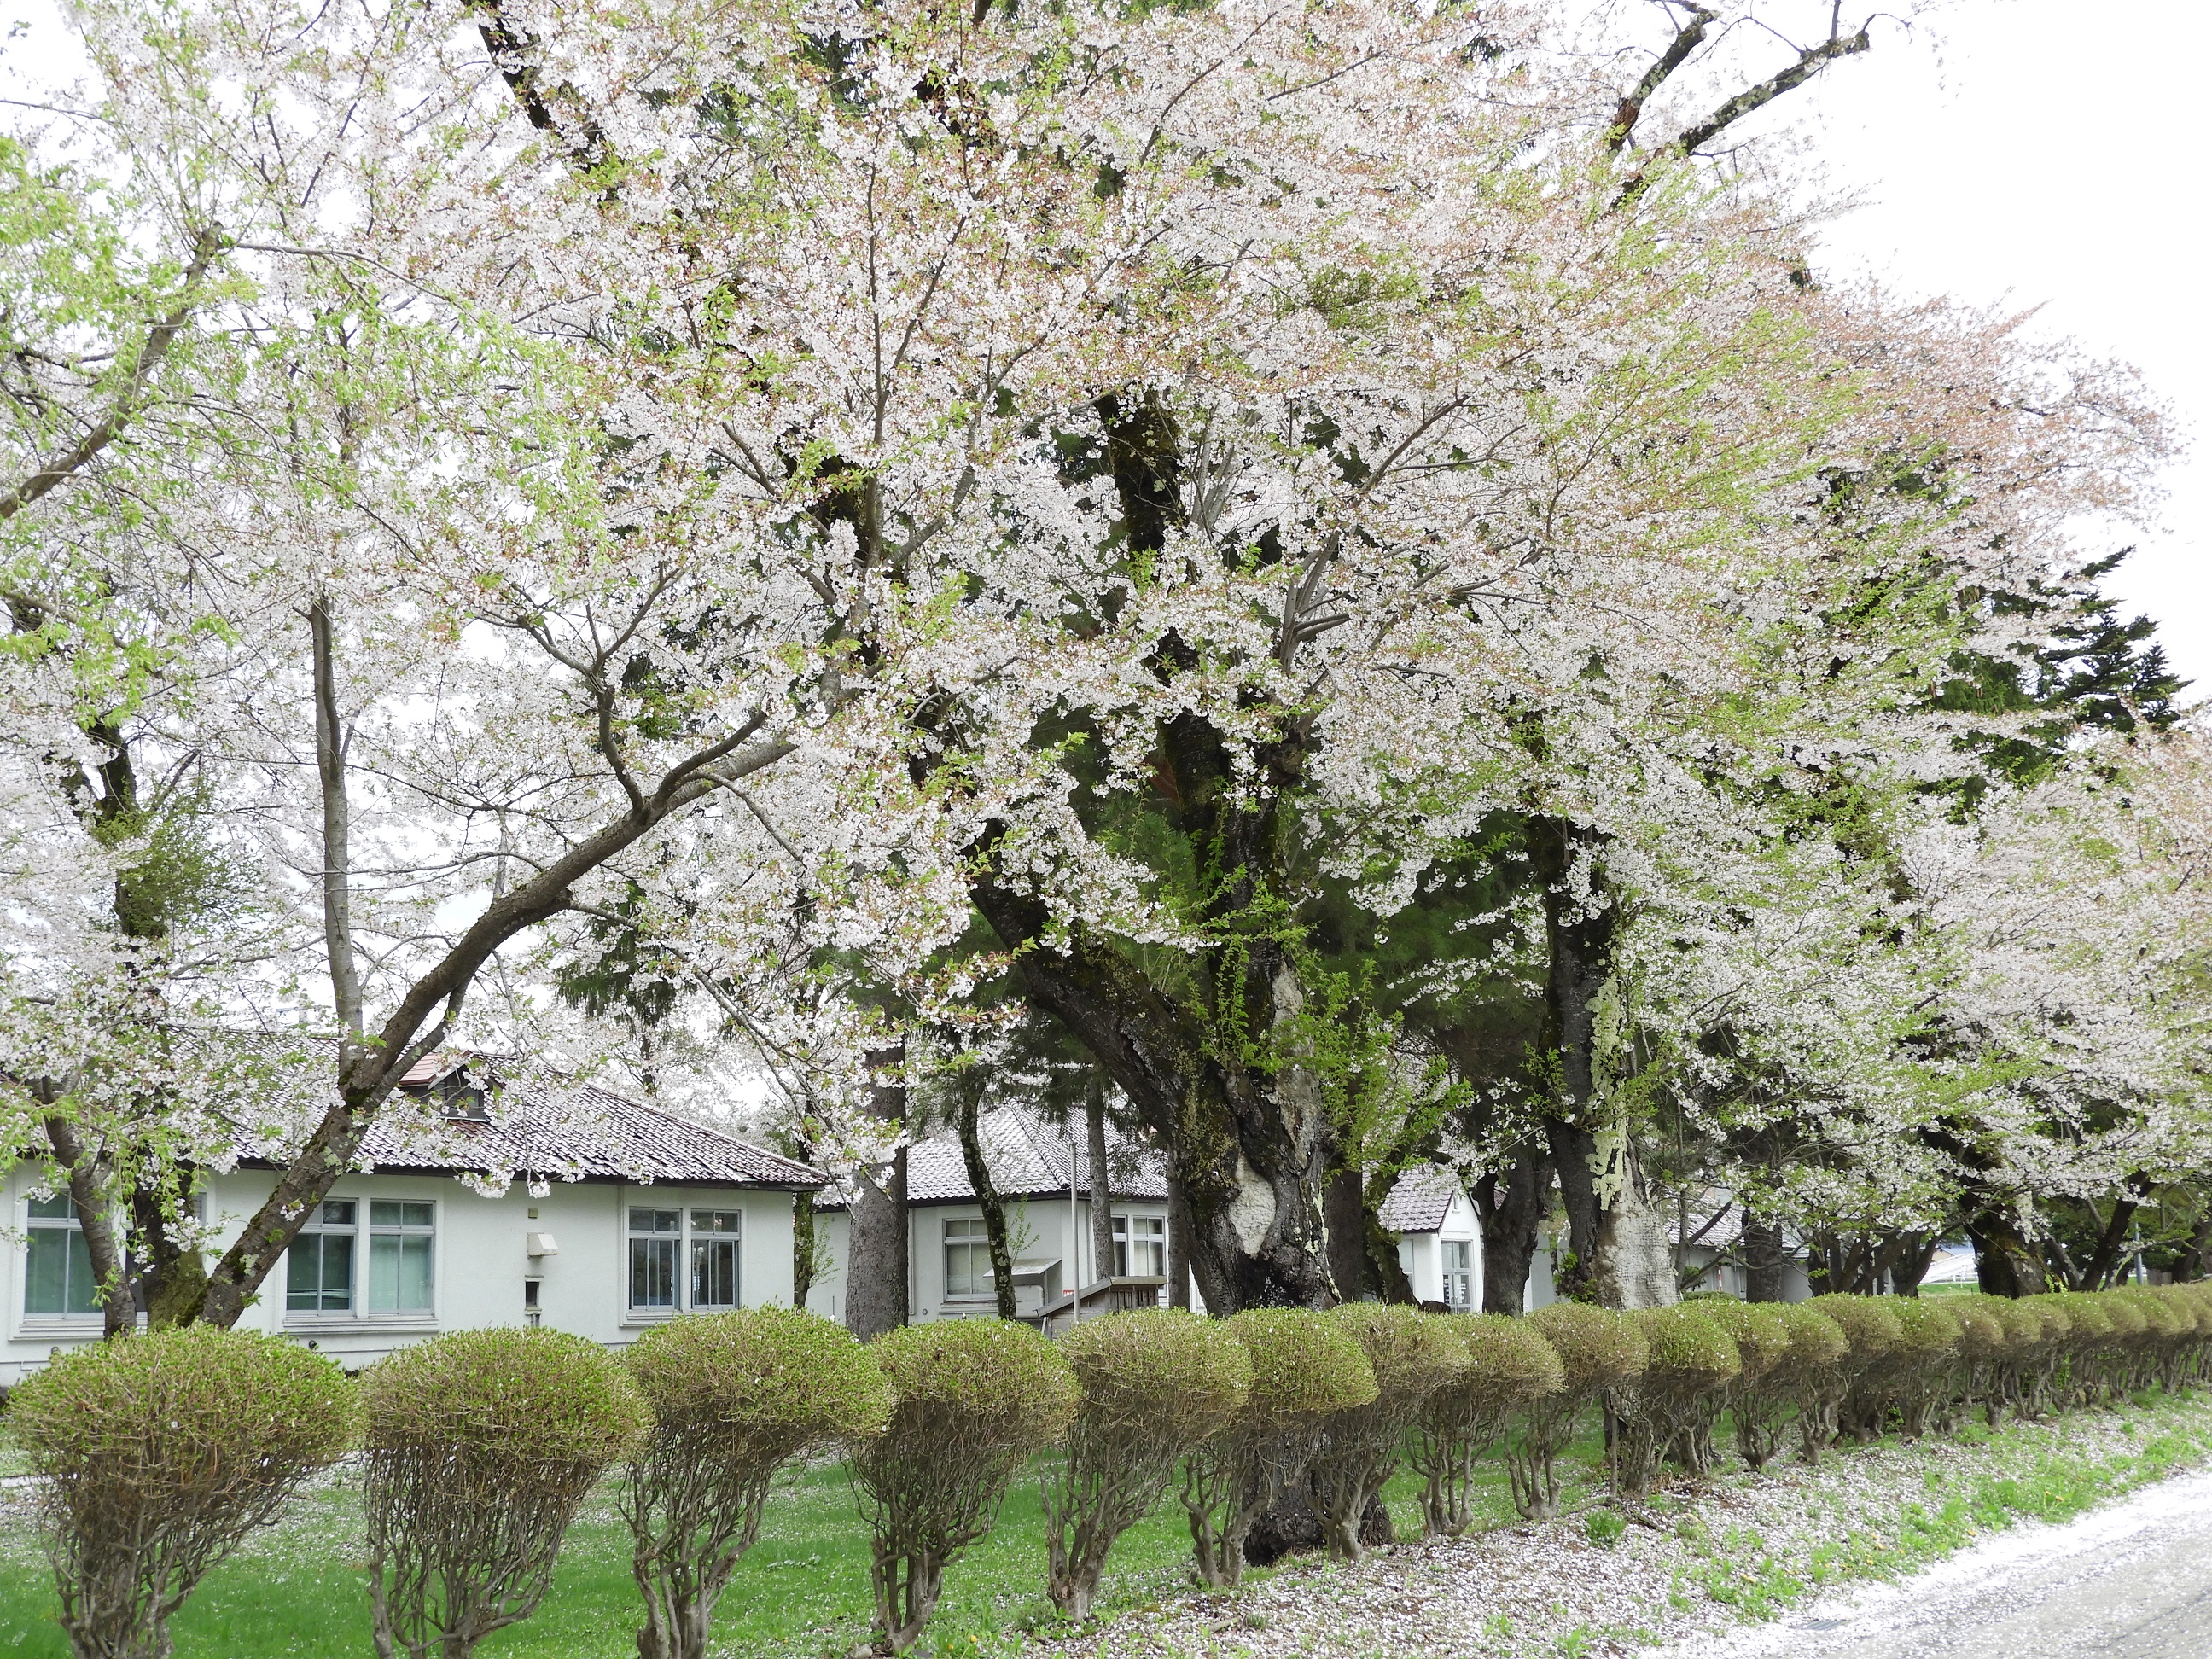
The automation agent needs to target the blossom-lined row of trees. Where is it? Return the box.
[2,0,2202,1322]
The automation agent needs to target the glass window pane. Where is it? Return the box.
[690,1209,741,1236]
[368,1234,433,1313]
[399,1235,432,1310]
[26,1228,65,1313]
[632,1236,677,1307]
[321,1200,357,1226]
[63,1230,95,1313]
[945,1241,987,1297]
[692,1237,739,1308]
[27,1193,77,1220]
[288,1233,354,1312]
[400,1202,434,1229]
[631,1208,680,1235]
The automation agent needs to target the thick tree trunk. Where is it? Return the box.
[846,1045,911,1339]
[2173,1207,2212,1284]
[1324,1166,1368,1301]
[1473,1149,1548,1314]
[1086,1075,1115,1293]
[972,879,1335,1313]
[1886,1232,1940,1297]
[1742,1211,1787,1303]
[1528,816,1674,1310]
[1358,1171,1418,1307]
[1167,1173,1194,1308]
[2080,1181,2147,1290]
[1968,1214,2044,1299]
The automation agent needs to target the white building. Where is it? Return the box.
[3,1056,819,1383]
[1378,1167,1485,1310]
[807,1106,1179,1330]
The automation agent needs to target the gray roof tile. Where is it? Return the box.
[234,1051,820,1189]
[822,1104,1167,1209]
[1377,1167,1464,1234]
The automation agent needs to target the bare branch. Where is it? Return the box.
[1605,4,1717,153]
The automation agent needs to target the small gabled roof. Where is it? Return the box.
[821,1103,1167,1211]
[1378,1167,1466,1235]
[236,1052,821,1190]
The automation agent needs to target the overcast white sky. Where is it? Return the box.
[1793,0,2209,693]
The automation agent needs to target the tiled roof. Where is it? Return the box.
[821,1104,1167,1210]
[235,1051,820,1190]
[1378,1167,1465,1234]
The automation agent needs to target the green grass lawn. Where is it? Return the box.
[0,1438,1581,1658]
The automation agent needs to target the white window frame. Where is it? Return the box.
[943,1215,992,1300]
[283,1194,439,1329]
[1441,1237,1475,1312]
[625,1200,745,1321]
[20,1192,104,1327]
[1112,1213,1166,1278]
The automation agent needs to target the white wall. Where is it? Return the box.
[809,1196,1185,1327]
[1393,1191,1481,1309]
[2,1162,798,1382]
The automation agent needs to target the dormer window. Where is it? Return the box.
[413,1063,489,1121]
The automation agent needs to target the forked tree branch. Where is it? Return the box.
[0,226,223,522]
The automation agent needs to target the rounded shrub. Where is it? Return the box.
[1412,1314,1564,1535]
[1179,1308,1377,1588]
[849,1318,1077,1651]
[1881,1297,1964,1439]
[362,1328,646,1659]
[5,1325,352,1659]
[1612,1305,1740,1497]
[624,1309,894,1659]
[1508,1306,1648,1519]
[1044,1310,1250,1619]
[1805,1295,1904,1453]
[1695,1300,1794,1470]
[1307,1306,1467,1559]
[1937,1297,2011,1433]
[2050,1293,2117,1405]
[1758,1299,1854,1464]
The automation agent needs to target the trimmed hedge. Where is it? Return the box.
[1510,1305,1648,1519]
[1308,1304,1467,1558]
[6,1325,352,1659]
[624,1308,892,1659]
[1412,1314,1564,1535]
[850,1318,1076,1653]
[361,1328,646,1659]
[1612,1305,1739,1497]
[1045,1310,1250,1618]
[1179,1308,1377,1588]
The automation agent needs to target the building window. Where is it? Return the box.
[286,1198,436,1318]
[1113,1214,1165,1278]
[288,1200,358,1313]
[1442,1239,1474,1311]
[944,1217,991,1297]
[690,1209,742,1309]
[24,1194,100,1317]
[370,1202,435,1313]
[630,1208,681,1309]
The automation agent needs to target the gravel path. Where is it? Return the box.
[1069,1393,2212,1659]
[1646,1465,2212,1659]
